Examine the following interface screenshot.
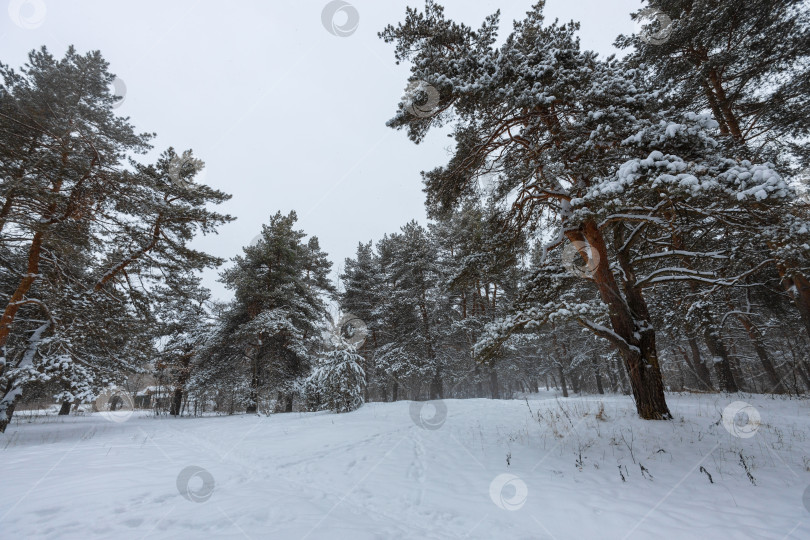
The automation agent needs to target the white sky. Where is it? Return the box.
[2,0,642,301]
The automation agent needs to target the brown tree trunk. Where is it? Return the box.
[687,335,714,390]
[0,232,45,353]
[170,388,184,416]
[778,269,810,341]
[702,326,738,393]
[578,222,670,419]
[708,69,743,141]
[702,79,730,135]
[246,360,259,414]
[170,352,192,416]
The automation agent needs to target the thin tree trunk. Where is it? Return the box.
[703,326,738,393]
[571,373,580,395]
[489,368,500,399]
[615,355,630,394]
[557,365,568,398]
[245,364,259,414]
[429,369,443,400]
[284,394,293,412]
[687,334,714,390]
[708,69,743,140]
[58,400,71,416]
[593,359,604,395]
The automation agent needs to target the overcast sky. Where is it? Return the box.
[3,0,642,301]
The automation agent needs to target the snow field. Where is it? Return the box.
[1,392,809,539]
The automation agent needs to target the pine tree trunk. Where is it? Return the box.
[392,380,398,402]
[708,69,743,140]
[687,335,714,391]
[429,369,443,400]
[246,358,259,414]
[778,269,810,341]
[702,327,738,393]
[170,388,183,416]
[579,222,670,419]
[170,352,192,416]
[489,369,500,399]
[557,366,568,398]
[58,400,71,416]
[284,394,293,412]
[593,359,604,395]
[702,79,730,135]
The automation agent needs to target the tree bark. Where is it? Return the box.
[593,359,604,395]
[687,335,714,390]
[777,269,810,341]
[58,400,71,416]
[702,325,738,393]
[708,69,743,140]
[557,365,568,398]
[578,222,670,419]
[429,369,443,400]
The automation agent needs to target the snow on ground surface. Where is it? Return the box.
[1,392,809,539]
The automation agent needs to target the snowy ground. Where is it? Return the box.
[1,392,809,539]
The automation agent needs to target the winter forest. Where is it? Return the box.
[2,1,810,538]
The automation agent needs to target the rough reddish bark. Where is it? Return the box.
[575,221,671,419]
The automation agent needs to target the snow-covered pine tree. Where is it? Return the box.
[377,221,447,399]
[0,47,233,431]
[618,0,810,161]
[308,342,366,413]
[206,211,334,414]
[152,274,215,416]
[618,0,810,343]
[381,2,676,418]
